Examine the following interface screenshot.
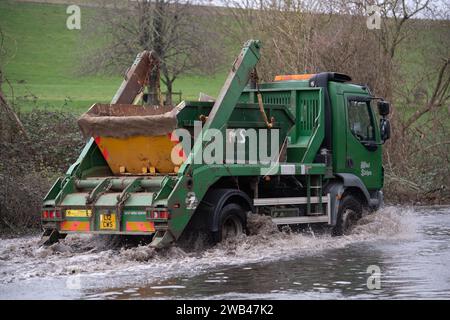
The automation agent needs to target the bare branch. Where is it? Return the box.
[80,0,224,104]
[402,57,450,132]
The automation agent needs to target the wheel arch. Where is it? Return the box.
[196,188,253,233]
[325,173,371,226]
[335,173,371,205]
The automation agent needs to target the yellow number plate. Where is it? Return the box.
[65,209,92,217]
[100,213,116,230]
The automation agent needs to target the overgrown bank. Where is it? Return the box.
[0,109,84,234]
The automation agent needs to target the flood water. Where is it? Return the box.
[0,206,449,299]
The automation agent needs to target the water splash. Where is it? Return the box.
[0,206,417,288]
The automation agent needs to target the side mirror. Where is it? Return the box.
[377,101,390,116]
[380,118,391,143]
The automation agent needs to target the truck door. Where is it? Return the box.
[344,95,382,190]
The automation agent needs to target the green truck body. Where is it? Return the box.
[40,40,390,248]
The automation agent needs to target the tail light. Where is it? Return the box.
[149,209,170,220]
[42,209,62,220]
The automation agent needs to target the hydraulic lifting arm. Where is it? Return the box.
[151,40,262,248]
[111,50,161,106]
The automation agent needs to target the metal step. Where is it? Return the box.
[305,211,326,216]
[272,215,329,225]
[254,195,329,206]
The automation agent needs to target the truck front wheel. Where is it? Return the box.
[213,203,245,243]
[332,194,362,236]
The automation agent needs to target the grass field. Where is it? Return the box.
[0,0,227,113]
[1,1,448,116]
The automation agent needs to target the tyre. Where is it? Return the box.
[213,203,246,243]
[332,194,363,236]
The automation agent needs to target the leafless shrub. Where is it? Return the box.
[0,108,84,233]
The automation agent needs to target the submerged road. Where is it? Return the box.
[0,206,449,299]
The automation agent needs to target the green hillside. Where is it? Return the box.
[0,0,226,113]
[0,1,447,115]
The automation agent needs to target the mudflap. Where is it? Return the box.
[149,231,175,249]
[39,229,66,247]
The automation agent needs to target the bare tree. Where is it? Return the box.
[0,27,28,139]
[221,1,388,94]
[82,0,223,105]
[0,27,5,96]
[375,0,434,59]
[401,57,450,132]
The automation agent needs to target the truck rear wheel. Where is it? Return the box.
[332,194,362,236]
[213,203,245,243]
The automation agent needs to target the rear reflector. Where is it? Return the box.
[60,221,90,231]
[126,221,155,232]
[149,210,170,219]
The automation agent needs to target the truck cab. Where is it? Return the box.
[330,82,383,191]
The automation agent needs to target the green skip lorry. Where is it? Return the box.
[40,40,391,248]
